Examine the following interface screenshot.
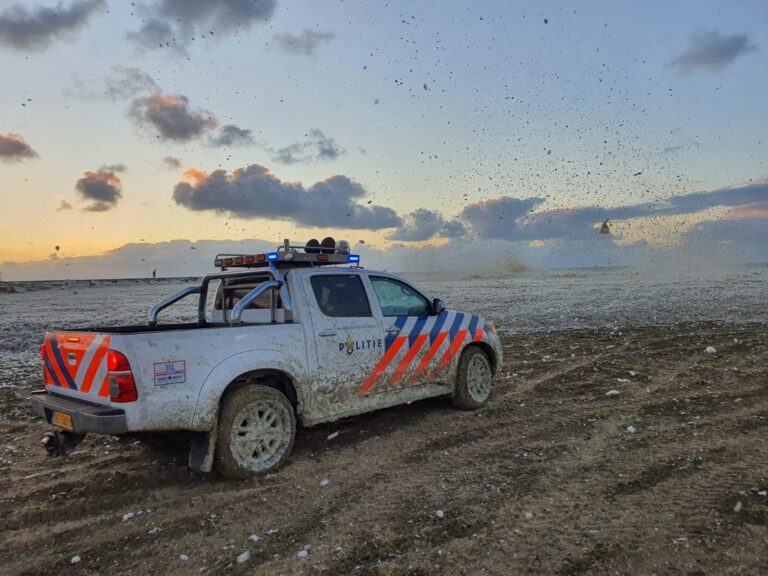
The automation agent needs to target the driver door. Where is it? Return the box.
[303,273,385,417]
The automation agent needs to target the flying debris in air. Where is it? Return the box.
[633,172,642,176]
[599,220,610,235]
[54,245,60,251]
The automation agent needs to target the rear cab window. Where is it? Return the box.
[369,276,430,317]
[310,275,372,317]
[210,275,285,323]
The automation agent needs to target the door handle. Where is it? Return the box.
[319,330,337,337]
[385,326,400,334]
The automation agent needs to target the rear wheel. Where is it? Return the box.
[451,347,493,410]
[215,385,296,478]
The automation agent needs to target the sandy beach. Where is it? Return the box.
[1,321,766,575]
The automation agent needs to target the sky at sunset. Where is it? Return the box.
[1,0,766,280]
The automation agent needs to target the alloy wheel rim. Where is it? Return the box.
[466,354,492,403]
[230,399,291,471]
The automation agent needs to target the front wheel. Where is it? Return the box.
[451,347,493,410]
[215,385,296,478]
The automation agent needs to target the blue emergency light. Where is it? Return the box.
[348,254,360,263]
[267,252,279,261]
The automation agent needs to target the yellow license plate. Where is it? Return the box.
[52,411,74,432]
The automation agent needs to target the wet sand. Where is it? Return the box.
[1,322,766,575]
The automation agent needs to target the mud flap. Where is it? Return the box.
[188,428,216,472]
[42,431,86,456]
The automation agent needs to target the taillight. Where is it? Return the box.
[107,350,131,371]
[107,350,138,403]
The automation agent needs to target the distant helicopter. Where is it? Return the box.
[599,219,610,234]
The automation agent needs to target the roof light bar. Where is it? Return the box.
[214,238,359,270]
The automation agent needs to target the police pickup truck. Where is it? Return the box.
[29,238,502,478]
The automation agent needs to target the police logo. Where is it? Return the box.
[338,335,385,355]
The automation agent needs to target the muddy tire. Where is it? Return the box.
[451,346,493,410]
[215,385,296,478]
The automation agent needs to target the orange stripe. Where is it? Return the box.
[390,333,429,387]
[473,328,484,342]
[357,336,407,395]
[98,375,111,398]
[45,336,71,389]
[407,332,448,384]
[427,329,468,381]
[81,339,109,394]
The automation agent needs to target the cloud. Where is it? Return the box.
[671,31,757,73]
[128,0,276,51]
[461,182,768,241]
[173,164,402,230]
[163,155,182,169]
[129,93,218,141]
[208,124,254,147]
[274,29,334,55]
[0,132,38,162]
[273,129,344,164]
[0,0,104,51]
[56,200,73,211]
[98,163,127,173]
[104,66,160,100]
[74,170,123,212]
[460,197,545,240]
[682,216,768,263]
[388,209,467,241]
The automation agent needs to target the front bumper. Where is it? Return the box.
[29,390,127,435]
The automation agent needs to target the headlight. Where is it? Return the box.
[484,320,497,334]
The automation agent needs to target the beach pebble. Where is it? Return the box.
[327,431,339,440]
[148,527,162,535]
[617,378,630,383]
[757,491,767,497]
[734,501,743,513]
[179,554,189,562]
[122,512,135,522]
[248,534,261,542]
[435,510,445,519]
[628,371,637,377]
[297,546,310,558]
[524,512,534,520]
[70,556,81,564]
[320,479,331,487]
[236,551,251,564]
[705,346,717,354]
[606,389,620,397]
[266,528,279,535]
[626,425,636,434]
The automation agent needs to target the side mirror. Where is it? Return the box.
[432,298,446,315]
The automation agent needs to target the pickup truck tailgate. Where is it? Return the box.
[42,331,111,404]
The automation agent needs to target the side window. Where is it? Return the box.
[370,276,430,317]
[310,275,372,318]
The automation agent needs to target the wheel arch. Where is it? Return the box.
[461,341,497,374]
[223,369,299,409]
[191,350,305,430]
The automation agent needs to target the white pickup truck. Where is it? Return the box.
[30,239,502,477]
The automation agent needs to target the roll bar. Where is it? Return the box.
[147,266,292,326]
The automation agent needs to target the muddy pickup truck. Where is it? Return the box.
[30,239,502,477]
